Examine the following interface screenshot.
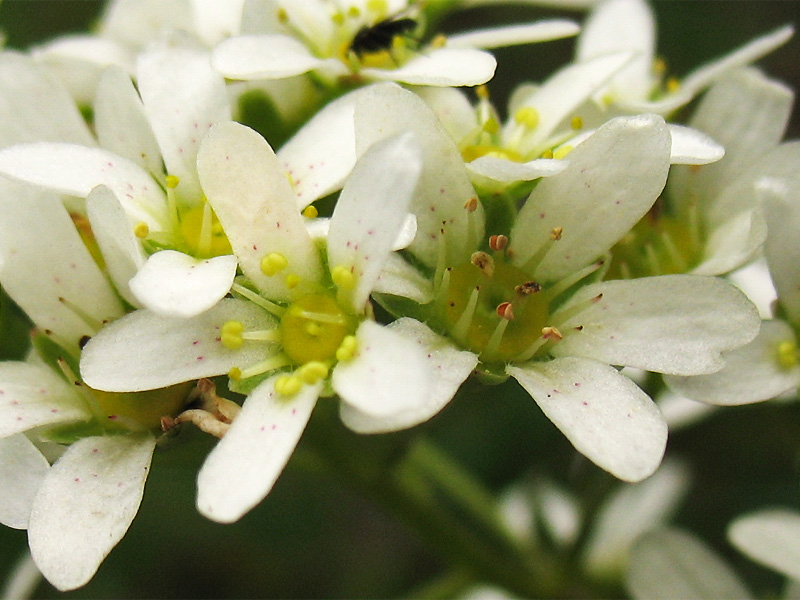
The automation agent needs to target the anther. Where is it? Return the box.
[336,335,358,362]
[166,175,180,189]
[133,222,150,238]
[476,85,490,100]
[777,340,799,369]
[549,227,563,241]
[666,77,680,93]
[331,265,356,289]
[464,197,478,212]
[285,274,300,289]
[496,302,515,320]
[261,252,289,276]
[515,281,541,296]
[470,251,495,278]
[302,205,319,218]
[489,234,508,251]
[570,116,583,130]
[220,320,244,349]
[553,145,572,160]
[542,326,563,341]
[275,374,303,397]
[541,149,554,159]
[514,107,539,129]
[430,34,447,49]
[297,361,329,384]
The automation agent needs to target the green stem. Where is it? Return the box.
[301,401,566,598]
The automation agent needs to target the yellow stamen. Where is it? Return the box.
[302,205,319,218]
[297,361,329,384]
[275,374,303,397]
[331,265,356,289]
[166,175,180,189]
[335,335,358,362]
[514,107,539,129]
[133,222,150,238]
[261,252,289,276]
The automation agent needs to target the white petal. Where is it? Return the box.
[85,185,147,308]
[508,357,667,482]
[362,48,496,87]
[0,51,94,146]
[728,258,777,320]
[582,459,690,577]
[328,133,422,312]
[0,143,167,230]
[762,176,800,326]
[620,25,795,114]
[278,89,361,209]
[575,0,655,102]
[445,20,579,50]
[511,114,671,282]
[212,34,327,79]
[626,529,751,600]
[393,214,418,250]
[339,318,477,433]
[0,180,124,354]
[670,68,793,206]
[197,121,323,302]
[728,509,800,581]
[94,66,162,178]
[553,275,761,375]
[190,0,245,45]
[504,52,634,153]
[414,86,478,143]
[354,83,484,267]
[668,124,724,165]
[467,156,567,182]
[196,376,320,523]
[693,207,767,276]
[333,320,431,420]
[371,253,434,304]
[80,299,277,392]
[28,434,155,591]
[129,251,237,318]
[0,362,91,438]
[32,36,134,105]
[664,319,800,405]
[0,434,50,529]
[99,0,193,46]
[137,33,231,201]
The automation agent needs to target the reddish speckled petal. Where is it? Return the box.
[197,376,320,523]
[28,434,155,591]
[508,357,667,482]
[0,362,91,438]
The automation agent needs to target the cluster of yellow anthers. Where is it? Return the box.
[132,174,232,259]
[215,247,362,399]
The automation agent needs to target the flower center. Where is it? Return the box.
[280,294,355,364]
[441,256,550,363]
[606,199,705,279]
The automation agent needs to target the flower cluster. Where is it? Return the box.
[0,0,796,595]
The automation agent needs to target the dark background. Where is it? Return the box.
[1,1,799,598]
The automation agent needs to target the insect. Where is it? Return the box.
[349,16,418,58]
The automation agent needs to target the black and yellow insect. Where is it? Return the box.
[349,16,418,58]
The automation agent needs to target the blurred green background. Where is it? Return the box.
[0,1,799,598]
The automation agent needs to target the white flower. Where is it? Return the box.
[30,0,246,104]
[0,34,237,317]
[211,0,578,88]
[349,83,760,482]
[0,179,192,591]
[80,124,436,523]
[415,54,723,191]
[728,509,800,583]
[665,170,800,406]
[607,67,796,280]
[575,0,793,116]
